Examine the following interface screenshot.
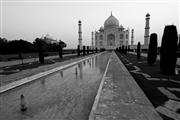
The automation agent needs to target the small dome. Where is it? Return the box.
[119,25,124,28]
[44,34,52,39]
[78,20,81,24]
[146,13,150,17]
[104,13,119,29]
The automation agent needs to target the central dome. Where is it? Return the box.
[104,13,119,29]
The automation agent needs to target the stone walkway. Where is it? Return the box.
[89,52,162,120]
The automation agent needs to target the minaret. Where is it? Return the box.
[144,13,150,46]
[91,32,94,47]
[131,29,134,45]
[78,20,82,47]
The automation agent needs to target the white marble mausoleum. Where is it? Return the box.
[95,13,129,50]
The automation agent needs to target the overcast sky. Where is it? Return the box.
[0,0,179,48]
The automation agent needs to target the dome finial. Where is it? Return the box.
[111,11,112,16]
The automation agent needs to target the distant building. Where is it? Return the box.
[41,34,58,44]
[95,12,129,50]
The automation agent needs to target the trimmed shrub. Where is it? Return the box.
[137,42,141,59]
[122,46,125,53]
[125,46,128,54]
[83,46,86,55]
[124,46,127,54]
[128,45,130,53]
[77,45,80,56]
[160,25,178,75]
[87,46,89,54]
[177,36,180,57]
[147,33,158,65]
[119,47,121,53]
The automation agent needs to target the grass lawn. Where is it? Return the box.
[0,54,81,75]
[0,50,77,62]
[116,51,180,120]
[0,52,49,61]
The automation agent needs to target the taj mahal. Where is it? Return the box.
[95,12,130,50]
[78,12,150,51]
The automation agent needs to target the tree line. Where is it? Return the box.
[0,37,66,54]
[117,25,180,75]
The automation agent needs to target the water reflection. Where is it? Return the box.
[92,57,95,68]
[60,70,63,78]
[0,52,111,120]
[95,53,109,74]
[40,79,46,90]
[75,67,78,80]
[95,56,98,68]
[75,67,78,75]
[88,59,91,68]
[83,61,86,66]
[78,62,83,79]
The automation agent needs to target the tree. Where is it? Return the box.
[58,40,67,58]
[160,25,178,75]
[0,38,35,54]
[147,33,158,65]
[35,38,44,64]
[0,37,8,54]
[137,42,141,59]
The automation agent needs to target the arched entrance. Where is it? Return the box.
[107,34,115,46]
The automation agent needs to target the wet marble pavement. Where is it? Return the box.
[93,52,162,120]
[0,52,111,120]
